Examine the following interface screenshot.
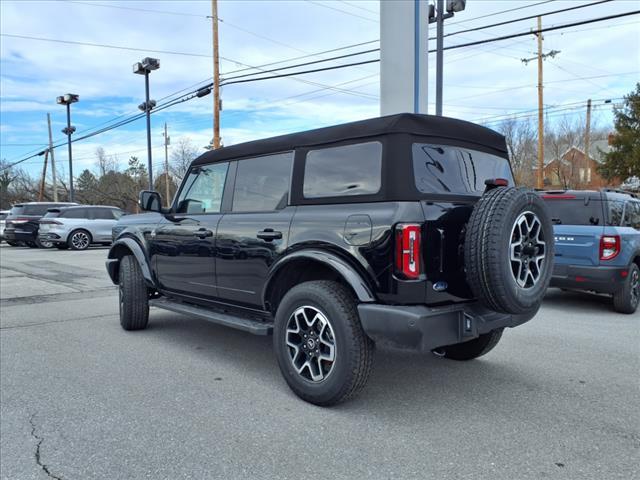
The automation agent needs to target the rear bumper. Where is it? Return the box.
[3,229,36,242]
[550,264,627,294]
[358,302,536,353]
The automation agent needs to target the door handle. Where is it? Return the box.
[257,229,282,241]
[193,228,213,239]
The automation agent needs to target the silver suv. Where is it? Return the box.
[39,205,124,250]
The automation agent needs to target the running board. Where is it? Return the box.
[150,298,273,335]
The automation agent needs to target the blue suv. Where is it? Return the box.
[540,189,640,313]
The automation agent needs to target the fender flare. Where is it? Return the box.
[262,249,376,306]
[106,237,154,286]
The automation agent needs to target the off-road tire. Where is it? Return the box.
[273,280,374,406]
[119,255,149,331]
[68,229,92,251]
[613,263,639,314]
[465,187,554,315]
[443,328,504,361]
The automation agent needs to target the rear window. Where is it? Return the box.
[413,144,513,195]
[304,142,382,198]
[13,204,57,216]
[541,196,604,226]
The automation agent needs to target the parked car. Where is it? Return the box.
[106,113,554,405]
[0,210,10,242]
[4,202,77,248]
[540,189,640,313]
[39,205,124,250]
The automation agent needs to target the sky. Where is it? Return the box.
[0,0,639,179]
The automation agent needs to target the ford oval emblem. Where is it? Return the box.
[433,281,448,292]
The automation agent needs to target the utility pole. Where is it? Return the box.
[536,16,544,189]
[584,98,592,187]
[212,0,221,148]
[38,149,49,201]
[163,122,170,204]
[47,113,58,201]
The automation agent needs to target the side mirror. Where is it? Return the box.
[139,190,162,212]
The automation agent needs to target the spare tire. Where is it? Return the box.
[464,187,554,315]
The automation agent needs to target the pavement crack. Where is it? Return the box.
[29,413,64,480]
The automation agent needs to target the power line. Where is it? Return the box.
[65,0,207,18]
[441,0,613,39]
[306,0,378,23]
[444,0,555,28]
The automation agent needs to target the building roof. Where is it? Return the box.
[192,113,507,166]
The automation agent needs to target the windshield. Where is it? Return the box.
[413,143,513,195]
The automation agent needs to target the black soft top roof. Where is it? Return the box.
[192,113,507,166]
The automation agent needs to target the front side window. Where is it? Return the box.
[413,144,513,195]
[176,162,229,214]
[92,209,115,220]
[232,152,293,212]
[304,142,382,198]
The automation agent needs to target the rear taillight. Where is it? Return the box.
[600,235,620,261]
[39,220,62,225]
[395,223,422,280]
[9,217,29,224]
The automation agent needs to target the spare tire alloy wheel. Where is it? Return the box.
[510,211,546,288]
[70,231,90,250]
[464,187,554,315]
[286,306,337,382]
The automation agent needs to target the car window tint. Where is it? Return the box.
[43,210,61,218]
[413,144,513,195]
[0,213,7,220]
[176,162,229,214]
[540,197,604,225]
[304,142,382,198]
[232,152,293,212]
[62,208,90,219]
[111,209,123,220]
[23,204,53,216]
[9,206,25,216]
[607,200,625,226]
[625,201,640,229]
[92,208,115,220]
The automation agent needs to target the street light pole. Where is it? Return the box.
[133,57,160,191]
[56,93,79,202]
[65,102,74,202]
[144,70,153,190]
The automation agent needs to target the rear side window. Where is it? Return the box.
[43,210,61,218]
[232,152,293,212]
[112,209,124,219]
[541,196,604,226]
[413,144,513,195]
[607,200,625,226]
[624,201,640,229]
[304,142,382,198]
[92,209,116,220]
[61,208,90,219]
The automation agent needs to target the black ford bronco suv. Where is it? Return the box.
[106,114,554,406]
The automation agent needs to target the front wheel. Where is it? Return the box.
[273,281,374,406]
[442,328,504,361]
[35,238,54,248]
[119,255,149,330]
[613,263,639,314]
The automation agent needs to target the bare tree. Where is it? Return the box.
[170,138,200,181]
[498,117,537,187]
[95,147,119,176]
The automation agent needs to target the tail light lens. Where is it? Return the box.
[395,223,422,279]
[39,220,62,225]
[8,217,30,224]
[600,235,620,261]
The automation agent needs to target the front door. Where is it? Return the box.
[215,152,294,308]
[152,162,229,299]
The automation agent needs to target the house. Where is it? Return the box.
[542,140,621,189]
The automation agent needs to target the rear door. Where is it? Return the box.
[215,152,294,308]
[540,193,604,266]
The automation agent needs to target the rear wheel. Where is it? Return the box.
[273,280,374,406]
[26,241,37,248]
[35,238,54,248]
[613,263,639,314]
[69,230,91,250]
[119,255,149,331]
[443,329,504,361]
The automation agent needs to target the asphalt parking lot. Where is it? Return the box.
[0,243,638,480]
